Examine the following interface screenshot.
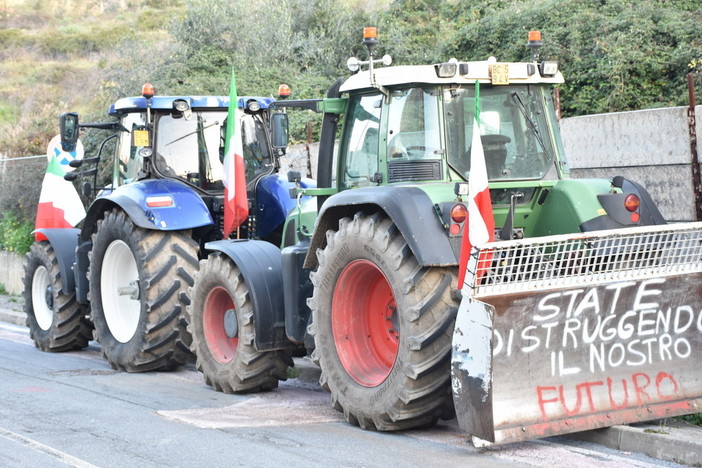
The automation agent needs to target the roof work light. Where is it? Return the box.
[277,84,291,99]
[141,83,155,99]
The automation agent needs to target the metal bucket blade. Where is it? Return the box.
[451,298,496,443]
[453,272,702,444]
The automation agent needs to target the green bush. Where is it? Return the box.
[677,413,702,426]
[0,102,15,125]
[34,25,134,58]
[0,211,34,254]
[438,0,702,116]
[0,28,24,48]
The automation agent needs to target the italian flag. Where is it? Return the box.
[457,81,495,288]
[222,68,249,238]
[34,152,86,241]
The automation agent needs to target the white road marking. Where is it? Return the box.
[0,426,99,468]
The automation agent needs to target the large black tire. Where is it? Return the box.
[23,241,92,352]
[187,252,292,393]
[88,209,198,372]
[309,211,458,430]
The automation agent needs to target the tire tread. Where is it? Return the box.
[310,212,458,431]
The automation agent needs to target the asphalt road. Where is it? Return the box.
[0,317,698,468]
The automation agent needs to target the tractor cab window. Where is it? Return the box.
[219,112,274,188]
[241,113,273,187]
[154,110,228,191]
[387,87,441,161]
[444,85,557,181]
[115,112,147,187]
[340,93,382,189]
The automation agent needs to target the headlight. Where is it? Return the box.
[173,99,190,112]
[347,57,360,72]
[247,100,261,112]
[540,61,559,77]
[435,61,457,78]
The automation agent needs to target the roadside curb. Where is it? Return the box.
[568,419,702,467]
[0,303,25,326]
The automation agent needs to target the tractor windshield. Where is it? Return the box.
[153,110,273,191]
[444,84,560,181]
[154,110,228,190]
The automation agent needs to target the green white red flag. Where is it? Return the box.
[457,81,494,288]
[222,68,249,238]
[34,146,86,241]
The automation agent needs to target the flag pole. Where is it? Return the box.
[457,81,495,289]
[222,67,250,239]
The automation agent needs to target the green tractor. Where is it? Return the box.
[188,28,702,443]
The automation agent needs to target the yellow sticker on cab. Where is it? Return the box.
[133,129,150,147]
[490,64,509,85]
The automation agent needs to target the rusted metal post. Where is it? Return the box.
[688,73,702,220]
[306,121,314,178]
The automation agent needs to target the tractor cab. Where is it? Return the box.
[59,84,300,243]
[107,88,277,194]
[61,85,278,198]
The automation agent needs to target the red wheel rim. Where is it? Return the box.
[203,286,237,364]
[332,260,399,387]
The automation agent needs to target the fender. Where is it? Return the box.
[255,174,316,239]
[582,176,667,232]
[33,228,79,294]
[82,179,213,238]
[303,186,456,269]
[281,241,313,346]
[204,239,293,351]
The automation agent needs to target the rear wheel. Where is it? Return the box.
[188,252,292,393]
[23,241,91,351]
[309,212,458,430]
[89,209,198,371]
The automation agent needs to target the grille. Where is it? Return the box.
[464,222,702,297]
[387,160,442,183]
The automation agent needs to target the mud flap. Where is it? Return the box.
[453,223,702,445]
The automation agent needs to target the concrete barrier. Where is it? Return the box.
[561,105,702,222]
[0,250,25,295]
[278,143,319,179]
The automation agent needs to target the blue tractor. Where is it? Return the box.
[23,85,307,375]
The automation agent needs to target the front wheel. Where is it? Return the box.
[23,241,91,351]
[309,212,458,430]
[89,209,198,372]
[188,252,292,393]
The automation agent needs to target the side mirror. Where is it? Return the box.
[270,112,289,151]
[81,181,92,197]
[60,112,80,152]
